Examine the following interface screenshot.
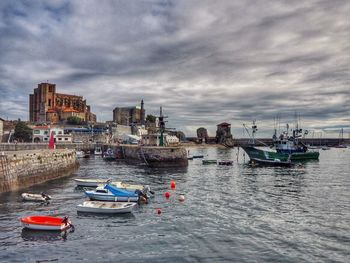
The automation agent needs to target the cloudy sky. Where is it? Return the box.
[0,0,349,137]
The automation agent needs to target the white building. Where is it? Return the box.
[32,126,72,143]
[141,133,179,146]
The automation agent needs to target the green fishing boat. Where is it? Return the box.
[241,120,319,162]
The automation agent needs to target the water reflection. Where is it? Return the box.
[21,229,69,242]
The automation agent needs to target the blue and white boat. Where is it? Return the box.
[84,184,143,202]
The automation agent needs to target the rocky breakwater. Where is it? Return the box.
[122,145,188,168]
[0,149,79,193]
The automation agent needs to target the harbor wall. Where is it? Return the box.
[0,149,79,193]
[120,145,188,167]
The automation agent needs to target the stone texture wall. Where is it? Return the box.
[0,149,79,193]
[121,145,188,167]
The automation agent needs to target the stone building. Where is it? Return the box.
[216,122,233,144]
[113,100,145,126]
[29,83,96,123]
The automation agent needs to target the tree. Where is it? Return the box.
[146,114,156,123]
[67,116,83,125]
[14,121,32,142]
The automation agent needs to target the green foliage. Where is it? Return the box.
[67,116,83,125]
[14,121,32,142]
[146,114,156,123]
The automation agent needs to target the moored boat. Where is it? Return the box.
[20,216,73,231]
[73,178,145,191]
[21,193,51,202]
[77,201,136,214]
[218,160,233,165]
[202,159,217,165]
[94,146,103,155]
[250,157,292,167]
[103,148,115,161]
[84,183,149,202]
[241,120,319,162]
[192,155,204,159]
[76,150,86,158]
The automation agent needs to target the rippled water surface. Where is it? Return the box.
[1,147,349,262]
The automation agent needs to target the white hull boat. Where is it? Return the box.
[22,193,51,202]
[76,150,86,158]
[94,147,103,155]
[77,201,136,214]
[20,216,72,231]
[73,178,144,190]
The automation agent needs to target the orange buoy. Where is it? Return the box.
[178,195,185,202]
[157,208,162,215]
[170,181,176,189]
[165,191,170,198]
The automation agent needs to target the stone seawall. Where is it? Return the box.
[0,149,79,193]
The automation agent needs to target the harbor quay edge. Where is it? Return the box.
[0,149,79,193]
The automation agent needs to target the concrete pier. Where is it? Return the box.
[0,149,79,193]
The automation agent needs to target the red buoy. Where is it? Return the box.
[170,181,176,189]
[165,191,170,198]
[157,209,162,215]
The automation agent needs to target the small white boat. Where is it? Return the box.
[22,193,51,202]
[76,150,86,158]
[94,146,103,155]
[77,201,136,214]
[20,216,72,231]
[73,178,144,191]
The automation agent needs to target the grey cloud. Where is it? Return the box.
[1,0,350,137]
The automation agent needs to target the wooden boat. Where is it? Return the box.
[77,201,136,214]
[187,156,194,160]
[202,159,217,165]
[322,146,330,150]
[250,157,292,167]
[218,160,233,165]
[21,193,51,202]
[73,178,144,191]
[192,155,204,159]
[20,216,72,231]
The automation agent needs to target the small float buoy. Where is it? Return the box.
[165,192,170,198]
[178,195,185,202]
[170,180,176,189]
[157,208,162,215]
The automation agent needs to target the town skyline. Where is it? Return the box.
[1,1,350,137]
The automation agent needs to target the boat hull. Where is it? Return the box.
[20,216,71,231]
[84,191,139,202]
[74,179,144,191]
[77,201,136,214]
[241,146,319,161]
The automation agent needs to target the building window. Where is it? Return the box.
[49,86,53,92]
[44,131,49,135]
[58,138,62,141]
[58,131,62,134]
[33,130,40,134]
[44,138,48,141]
[48,99,51,106]
[64,138,68,141]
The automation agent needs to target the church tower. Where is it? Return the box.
[141,99,145,125]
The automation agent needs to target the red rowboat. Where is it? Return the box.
[20,216,72,231]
